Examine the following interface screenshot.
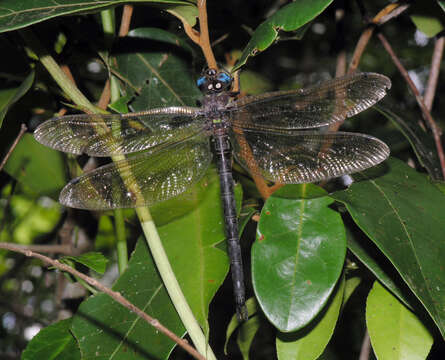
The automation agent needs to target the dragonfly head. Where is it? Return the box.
[197,68,233,95]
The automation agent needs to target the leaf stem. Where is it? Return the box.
[137,207,216,359]
[23,21,215,359]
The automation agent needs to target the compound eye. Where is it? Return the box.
[196,76,206,90]
[216,72,233,87]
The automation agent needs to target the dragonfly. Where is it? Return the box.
[34,69,391,321]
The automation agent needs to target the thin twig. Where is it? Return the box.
[183,22,201,45]
[348,2,410,74]
[378,32,445,179]
[1,243,78,255]
[197,0,217,69]
[97,78,111,110]
[118,5,134,37]
[0,242,205,360]
[0,124,27,171]
[359,330,371,360]
[424,35,444,111]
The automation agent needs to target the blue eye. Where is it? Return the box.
[196,76,206,88]
[217,72,232,85]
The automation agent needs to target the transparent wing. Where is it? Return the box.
[60,136,212,210]
[34,107,204,156]
[230,129,389,184]
[230,73,391,130]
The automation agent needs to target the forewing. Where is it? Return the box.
[230,73,391,130]
[34,107,204,156]
[231,129,389,184]
[60,136,212,210]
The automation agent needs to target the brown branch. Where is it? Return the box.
[183,21,201,45]
[233,129,273,199]
[97,79,111,110]
[60,64,77,85]
[359,330,371,360]
[0,123,27,171]
[118,5,134,37]
[348,2,410,74]
[348,26,375,74]
[1,243,79,255]
[181,1,217,69]
[424,35,444,111]
[197,0,217,69]
[378,32,445,179]
[0,242,205,360]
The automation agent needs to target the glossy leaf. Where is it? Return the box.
[3,134,67,197]
[63,252,109,274]
[253,184,346,332]
[113,27,201,111]
[0,71,34,128]
[71,238,185,360]
[0,0,197,33]
[158,168,242,327]
[276,276,345,360]
[331,157,445,338]
[22,318,80,360]
[234,0,333,70]
[366,282,433,359]
[375,104,443,181]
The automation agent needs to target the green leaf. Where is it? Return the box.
[276,276,345,360]
[3,134,67,198]
[63,252,109,274]
[0,71,34,128]
[331,157,445,338]
[346,227,412,310]
[409,1,445,37]
[159,168,242,327]
[164,3,198,26]
[0,0,197,33]
[366,282,433,359]
[253,184,346,332]
[22,318,81,360]
[343,276,361,306]
[113,27,201,111]
[224,297,259,355]
[71,238,185,360]
[0,192,61,244]
[233,0,333,70]
[237,314,261,360]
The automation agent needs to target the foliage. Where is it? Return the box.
[0,1,444,359]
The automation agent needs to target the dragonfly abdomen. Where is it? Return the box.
[213,133,248,321]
